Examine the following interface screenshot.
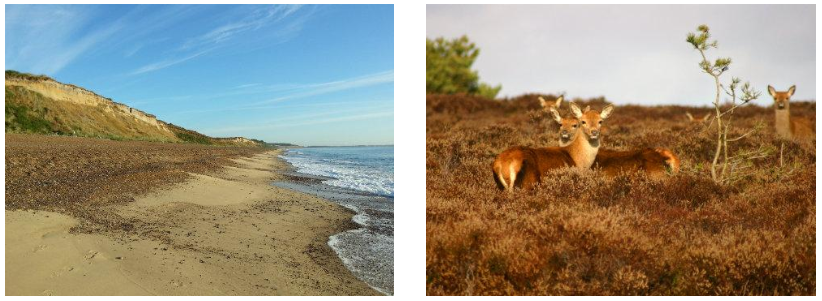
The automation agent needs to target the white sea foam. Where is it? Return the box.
[328,228,394,295]
[278,146,394,294]
[281,146,394,197]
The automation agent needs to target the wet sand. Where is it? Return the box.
[273,170,394,295]
[5,135,379,295]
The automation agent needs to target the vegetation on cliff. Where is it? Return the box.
[5,70,268,147]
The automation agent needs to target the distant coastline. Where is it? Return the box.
[300,144,394,148]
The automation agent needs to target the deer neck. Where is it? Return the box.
[563,132,600,168]
[775,107,792,139]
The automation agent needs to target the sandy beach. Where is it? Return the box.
[5,134,379,295]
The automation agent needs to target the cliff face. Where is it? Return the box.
[5,71,265,147]
[5,77,172,134]
[210,137,268,147]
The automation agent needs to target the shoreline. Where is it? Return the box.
[272,150,395,295]
[5,144,379,296]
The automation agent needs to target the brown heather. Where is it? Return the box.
[426,93,816,295]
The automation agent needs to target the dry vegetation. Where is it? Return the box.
[5,85,178,142]
[5,70,267,146]
[426,93,815,295]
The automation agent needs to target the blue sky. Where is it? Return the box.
[6,4,393,146]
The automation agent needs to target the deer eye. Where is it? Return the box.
[581,121,586,125]
[598,120,603,124]
[572,124,578,128]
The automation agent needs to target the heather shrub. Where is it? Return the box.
[426,94,815,295]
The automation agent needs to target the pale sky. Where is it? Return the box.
[427,4,815,106]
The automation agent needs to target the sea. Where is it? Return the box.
[275,146,394,295]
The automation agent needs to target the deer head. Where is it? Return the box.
[548,104,580,147]
[539,95,563,112]
[570,103,613,144]
[685,112,711,123]
[768,85,796,110]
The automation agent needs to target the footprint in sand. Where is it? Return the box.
[48,266,74,279]
[84,250,99,260]
[33,244,48,253]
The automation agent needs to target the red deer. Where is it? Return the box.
[538,96,576,147]
[768,85,814,140]
[684,111,711,124]
[549,105,680,177]
[492,103,613,191]
[593,148,680,177]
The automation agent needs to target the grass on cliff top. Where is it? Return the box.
[5,85,179,142]
[6,70,53,82]
[6,86,61,134]
[5,73,269,148]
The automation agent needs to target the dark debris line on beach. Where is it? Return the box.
[4,134,265,233]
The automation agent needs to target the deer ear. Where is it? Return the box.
[703,114,711,122]
[554,96,563,108]
[685,112,694,121]
[583,105,591,113]
[549,107,563,124]
[569,103,583,118]
[539,97,548,109]
[787,85,796,97]
[600,105,614,119]
[768,85,777,97]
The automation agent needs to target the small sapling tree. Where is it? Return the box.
[686,25,762,183]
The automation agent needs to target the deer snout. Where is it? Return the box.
[590,129,600,138]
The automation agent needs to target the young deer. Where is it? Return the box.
[768,85,814,140]
[492,103,613,191]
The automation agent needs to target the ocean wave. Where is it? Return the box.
[281,147,394,197]
[329,228,394,295]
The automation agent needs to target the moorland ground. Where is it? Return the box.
[426,94,815,295]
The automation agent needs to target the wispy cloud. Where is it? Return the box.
[249,70,395,106]
[181,5,303,50]
[43,24,122,74]
[277,111,393,128]
[129,5,309,76]
[130,49,211,75]
[234,83,261,89]
[5,5,122,75]
[141,70,394,115]
[205,108,393,134]
[166,99,391,119]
